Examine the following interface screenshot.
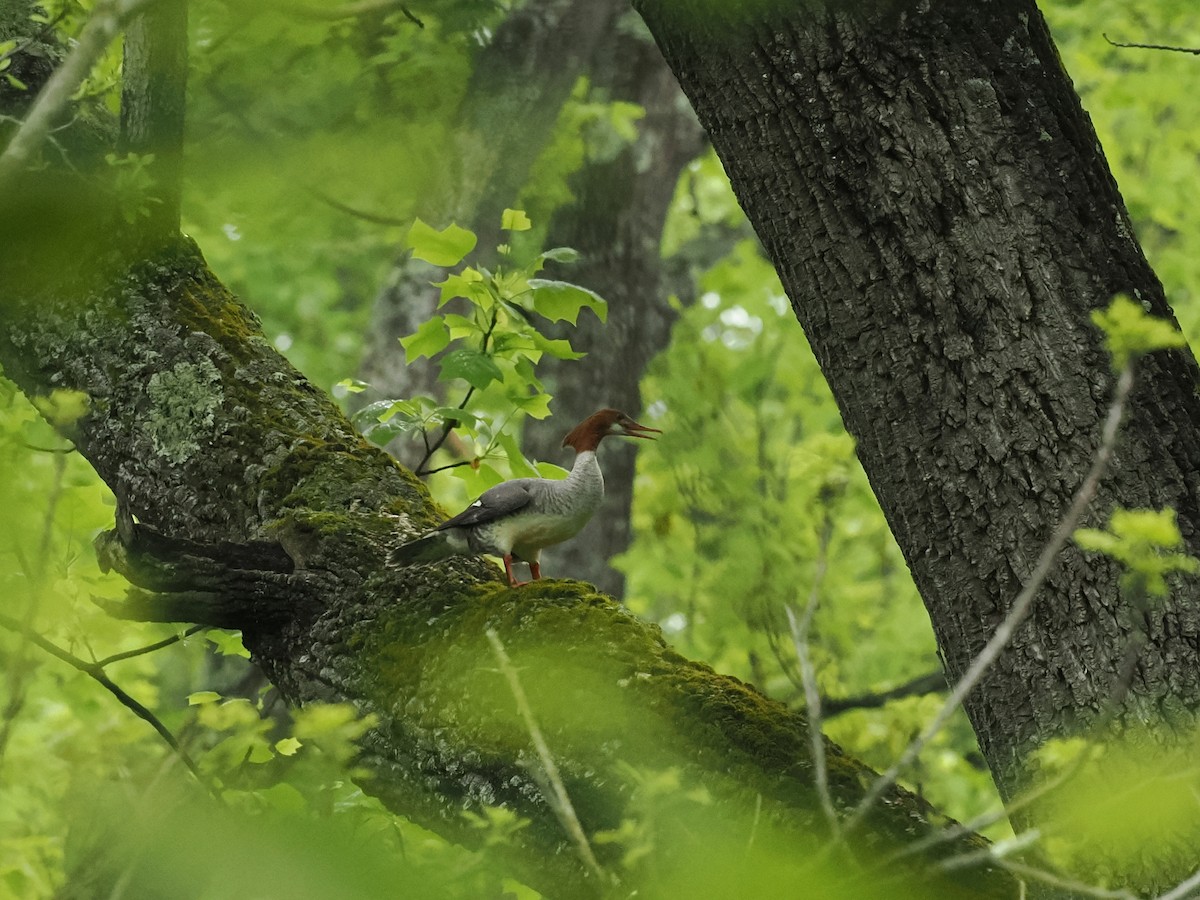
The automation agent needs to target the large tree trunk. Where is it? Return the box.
[635,0,1200,869]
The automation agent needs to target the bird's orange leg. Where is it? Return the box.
[503,555,529,588]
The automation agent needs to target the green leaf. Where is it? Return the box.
[539,247,581,264]
[496,432,540,477]
[406,218,477,266]
[528,279,608,324]
[1091,294,1186,371]
[334,378,369,394]
[438,348,504,390]
[32,388,90,427]
[511,392,553,419]
[535,462,570,480]
[433,406,480,429]
[188,691,221,706]
[442,313,480,338]
[435,268,488,307]
[399,317,451,361]
[1074,508,1199,598]
[501,208,532,231]
[274,736,302,757]
[206,630,251,659]
[530,330,584,360]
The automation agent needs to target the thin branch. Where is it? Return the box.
[304,185,411,226]
[485,628,610,887]
[0,0,161,194]
[416,459,475,476]
[0,610,214,797]
[843,364,1135,836]
[415,307,501,476]
[1155,866,1200,900]
[1103,34,1200,55]
[886,753,1086,864]
[820,671,947,717]
[785,511,839,837]
[990,859,1137,900]
[94,624,206,668]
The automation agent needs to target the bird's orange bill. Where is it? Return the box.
[621,419,661,439]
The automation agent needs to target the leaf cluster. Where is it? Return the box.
[351,211,605,497]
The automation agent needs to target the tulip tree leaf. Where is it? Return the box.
[501,208,532,231]
[407,219,477,266]
[528,279,608,324]
[400,318,451,361]
[438,348,504,390]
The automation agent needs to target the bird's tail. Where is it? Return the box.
[389,532,457,567]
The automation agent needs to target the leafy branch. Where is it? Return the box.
[350,210,607,495]
[0,611,214,795]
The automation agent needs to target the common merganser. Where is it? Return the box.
[390,408,660,586]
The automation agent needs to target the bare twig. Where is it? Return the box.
[785,511,839,837]
[94,624,206,668]
[0,0,162,194]
[1103,34,1200,55]
[485,628,610,886]
[992,859,1138,900]
[817,670,947,717]
[1154,866,1200,900]
[843,365,1135,836]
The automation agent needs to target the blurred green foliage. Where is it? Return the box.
[3,0,1200,896]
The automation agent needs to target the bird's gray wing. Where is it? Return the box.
[436,479,537,530]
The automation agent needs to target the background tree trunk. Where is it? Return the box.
[356,0,705,595]
[520,18,706,596]
[634,0,1200,836]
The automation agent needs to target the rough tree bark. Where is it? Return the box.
[119,0,187,246]
[0,12,1020,899]
[635,0,1200,879]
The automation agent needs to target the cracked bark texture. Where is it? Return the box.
[635,0,1200,820]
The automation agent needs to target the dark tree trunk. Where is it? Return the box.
[119,0,188,245]
[635,0,1200,865]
